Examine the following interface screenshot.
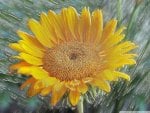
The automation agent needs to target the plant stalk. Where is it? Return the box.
[77,97,84,113]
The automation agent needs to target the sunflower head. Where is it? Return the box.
[9,7,137,106]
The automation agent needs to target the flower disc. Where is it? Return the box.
[43,42,103,81]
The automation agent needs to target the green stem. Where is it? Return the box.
[77,96,84,113]
[112,99,119,113]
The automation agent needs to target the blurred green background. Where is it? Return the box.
[0,0,150,113]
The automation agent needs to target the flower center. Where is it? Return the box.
[43,42,104,81]
[69,53,78,60]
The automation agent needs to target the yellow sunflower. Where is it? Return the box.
[9,7,137,106]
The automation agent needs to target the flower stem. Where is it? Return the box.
[77,96,84,113]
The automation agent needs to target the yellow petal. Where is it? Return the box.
[65,80,80,91]
[115,26,126,35]
[113,71,130,81]
[48,10,66,41]
[60,7,78,41]
[99,70,130,81]
[29,67,49,79]
[17,66,31,75]
[91,79,111,92]
[104,27,126,46]
[10,61,31,70]
[91,9,103,43]
[17,30,44,50]
[41,77,58,87]
[106,34,125,47]
[27,81,43,97]
[40,86,52,96]
[20,77,36,90]
[9,43,25,52]
[103,70,118,81]
[9,40,44,58]
[69,90,80,106]
[28,19,53,48]
[34,81,45,89]
[109,59,136,69]
[40,12,59,44]
[124,54,137,58]
[121,41,138,52]
[70,80,80,86]
[18,66,49,79]
[82,77,93,83]
[111,41,137,54]
[101,19,117,41]
[27,83,35,97]
[77,82,88,94]
[19,53,43,65]
[78,7,91,42]
[18,40,44,58]
[51,82,66,106]
[65,82,76,91]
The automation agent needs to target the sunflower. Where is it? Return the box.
[9,7,137,106]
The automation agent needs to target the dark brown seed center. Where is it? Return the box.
[69,53,78,60]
